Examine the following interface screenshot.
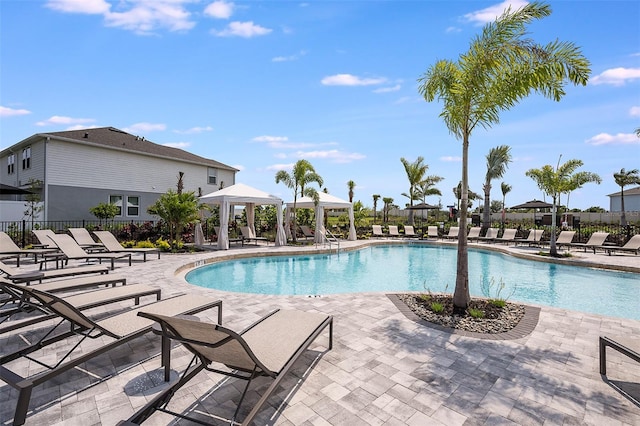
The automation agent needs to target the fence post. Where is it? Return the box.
[21,219,26,247]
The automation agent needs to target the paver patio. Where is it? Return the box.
[1,239,638,425]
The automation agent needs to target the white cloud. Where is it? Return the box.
[585,132,639,146]
[272,50,307,62]
[0,106,31,117]
[253,135,288,143]
[204,1,234,19]
[440,156,462,162]
[45,0,110,14]
[321,74,387,86]
[630,106,640,117]
[174,126,214,134]
[65,124,100,131]
[105,2,195,34]
[445,26,462,34]
[294,149,366,163]
[212,21,271,38]
[274,153,287,159]
[124,122,167,133]
[463,0,529,25]
[162,142,191,149]
[373,84,401,94]
[36,115,95,126]
[590,67,640,86]
[266,163,294,171]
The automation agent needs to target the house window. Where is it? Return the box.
[109,195,123,216]
[208,167,217,185]
[7,154,15,174]
[22,147,31,170]
[127,196,139,216]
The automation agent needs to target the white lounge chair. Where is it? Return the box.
[372,225,386,238]
[68,228,105,250]
[239,226,269,245]
[596,234,640,256]
[567,232,609,253]
[442,227,459,241]
[403,225,420,238]
[388,225,401,238]
[0,231,58,266]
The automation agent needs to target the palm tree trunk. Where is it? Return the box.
[482,182,491,230]
[454,137,471,311]
[620,188,627,227]
[549,195,558,256]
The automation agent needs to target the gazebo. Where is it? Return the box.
[199,183,286,250]
[285,192,357,243]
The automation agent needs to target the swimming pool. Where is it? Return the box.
[186,245,640,320]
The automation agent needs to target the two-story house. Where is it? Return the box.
[0,127,237,222]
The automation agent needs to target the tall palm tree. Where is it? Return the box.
[372,194,381,224]
[347,180,356,203]
[482,145,512,229]
[500,182,512,227]
[275,159,323,242]
[418,1,590,310]
[382,197,394,223]
[526,157,601,256]
[453,182,481,212]
[400,157,431,225]
[613,168,640,227]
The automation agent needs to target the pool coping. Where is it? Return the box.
[386,293,541,340]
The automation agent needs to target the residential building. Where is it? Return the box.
[608,186,640,212]
[0,127,237,222]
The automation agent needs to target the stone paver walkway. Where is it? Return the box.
[1,239,639,425]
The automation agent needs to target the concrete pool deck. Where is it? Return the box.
[1,239,639,425]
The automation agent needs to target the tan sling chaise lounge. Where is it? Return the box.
[0,287,222,426]
[43,233,132,270]
[93,231,160,261]
[0,279,157,334]
[0,260,109,284]
[123,308,333,426]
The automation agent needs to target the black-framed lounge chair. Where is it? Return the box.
[31,229,58,249]
[0,232,58,267]
[93,231,160,261]
[372,225,386,238]
[599,336,640,406]
[0,260,109,284]
[388,225,401,238]
[492,228,518,245]
[0,279,157,334]
[239,226,269,245]
[214,226,244,246]
[123,308,332,426]
[514,229,544,247]
[466,227,482,242]
[567,231,609,253]
[299,225,315,241]
[403,225,420,239]
[68,227,105,250]
[477,227,499,243]
[0,289,222,426]
[554,230,576,250]
[442,226,459,241]
[43,233,132,270]
[596,234,640,256]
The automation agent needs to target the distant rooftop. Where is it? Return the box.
[13,126,237,171]
[607,186,640,197]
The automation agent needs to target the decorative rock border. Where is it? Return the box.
[387,293,541,340]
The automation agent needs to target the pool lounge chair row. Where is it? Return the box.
[0,275,332,425]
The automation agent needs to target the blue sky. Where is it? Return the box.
[1,0,639,210]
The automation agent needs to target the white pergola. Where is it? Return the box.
[199,183,286,250]
[286,192,357,243]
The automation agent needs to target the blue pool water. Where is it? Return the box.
[186,245,640,320]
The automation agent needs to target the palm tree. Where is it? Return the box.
[400,157,431,225]
[275,159,323,242]
[453,182,481,212]
[372,194,381,224]
[500,182,512,227]
[526,157,601,256]
[418,1,590,310]
[347,180,356,203]
[613,168,640,227]
[382,197,394,223]
[482,145,512,230]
